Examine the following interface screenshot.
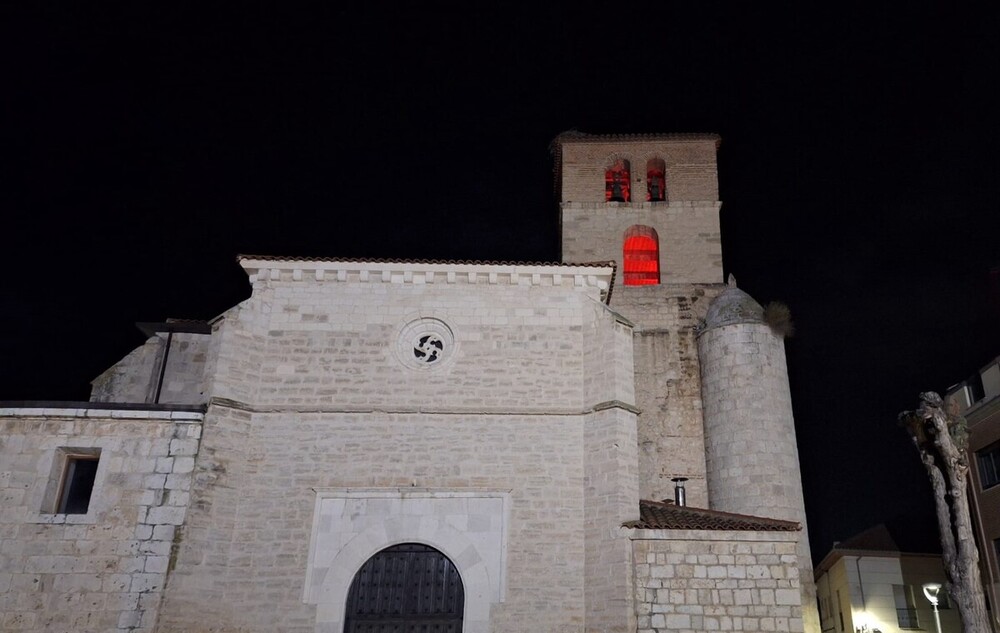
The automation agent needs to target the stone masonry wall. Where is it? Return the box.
[209,274,612,412]
[0,407,202,633]
[156,333,212,405]
[90,338,162,404]
[561,202,723,286]
[698,321,817,632]
[631,530,803,633]
[612,284,724,506]
[584,406,640,633]
[159,407,589,633]
[557,138,719,205]
[582,300,637,408]
[90,332,212,406]
[157,273,631,632]
[558,137,721,287]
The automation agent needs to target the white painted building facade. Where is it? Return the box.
[815,524,960,633]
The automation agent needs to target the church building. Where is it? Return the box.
[0,132,817,633]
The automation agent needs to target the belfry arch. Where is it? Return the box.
[622,225,660,286]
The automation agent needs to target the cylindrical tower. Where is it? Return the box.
[697,276,818,633]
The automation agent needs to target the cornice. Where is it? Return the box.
[237,257,616,303]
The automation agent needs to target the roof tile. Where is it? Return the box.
[625,500,801,532]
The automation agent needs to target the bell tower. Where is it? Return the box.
[552,131,725,507]
[552,131,818,632]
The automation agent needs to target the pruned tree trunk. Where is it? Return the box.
[900,392,992,633]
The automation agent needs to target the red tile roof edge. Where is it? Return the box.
[625,499,801,532]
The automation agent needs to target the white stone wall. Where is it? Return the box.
[304,490,510,633]
[557,137,721,286]
[698,321,818,631]
[631,529,803,633]
[0,407,202,633]
[584,406,640,633]
[156,333,212,405]
[583,301,637,407]
[557,136,724,506]
[206,267,613,413]
[90,332,212,405]
[561,203,723,286]
[155,267,636,632]
[159,407,592,633]
[699,322,805,520]
[90,338,161,403]
[613,284,724,506]
[557,138,720,206]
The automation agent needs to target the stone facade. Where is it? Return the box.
[149,260,638,633]
[632,529,803,633]
[0,132,819,632]
[613,285,722,507]
[90,327,212,406]
[0,406,202,632]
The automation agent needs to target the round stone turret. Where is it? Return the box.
[697,276,818,632]
[701,278,764,330]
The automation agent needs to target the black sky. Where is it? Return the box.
[3,3,999,563]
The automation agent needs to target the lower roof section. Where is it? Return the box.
[626,499,801,532]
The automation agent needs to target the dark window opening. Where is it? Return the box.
[623,225,660,286]
[646,158,666,202]
[837,590,844,632]
[58,455,99,514]
[605,160,631,202]
[968,372,986,403]
[978,443,1000,490]
[895,585,920,629]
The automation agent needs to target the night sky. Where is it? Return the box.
[3,4,999,564]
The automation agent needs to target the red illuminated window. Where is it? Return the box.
[623,225,660,286]
[646,158,666,202]
[605,160,631,202]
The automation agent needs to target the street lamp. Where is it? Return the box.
[922,583,943,633]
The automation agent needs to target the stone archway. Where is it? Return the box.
[305,490,509,633]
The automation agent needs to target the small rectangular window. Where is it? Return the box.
[978,443,1000,490]
[894,584,920,629]
[968,372,986,403]
[42,448,101,515]
[58,455,99,513]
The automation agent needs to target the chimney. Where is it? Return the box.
[671,477,688,507]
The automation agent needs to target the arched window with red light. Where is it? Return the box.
[646,158,666,202]
[623,225,660,286]
[605,160,631,202]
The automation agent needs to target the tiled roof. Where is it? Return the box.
[625,500,801,532]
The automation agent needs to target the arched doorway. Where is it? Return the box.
[344,543,465,632]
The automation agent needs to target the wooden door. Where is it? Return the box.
[344,543,464,633]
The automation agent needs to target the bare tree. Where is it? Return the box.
[900,392,991,633]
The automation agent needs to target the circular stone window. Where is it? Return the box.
[395,318,455,369]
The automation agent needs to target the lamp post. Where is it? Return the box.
[922,583,943,633]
